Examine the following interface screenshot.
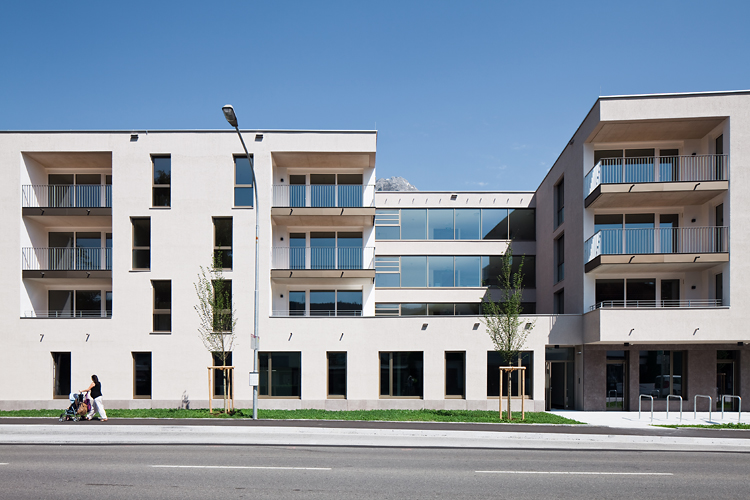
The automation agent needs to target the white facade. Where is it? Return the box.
[2,90,749,412]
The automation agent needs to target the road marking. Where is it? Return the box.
[0,463,8,465]
[152,465,331,471]
[477,471,673,476]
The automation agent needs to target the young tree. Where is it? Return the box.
[481,245,534,420]
[194,254,237,413]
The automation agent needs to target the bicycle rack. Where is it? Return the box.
[721,395,742,423]
[666,395,683,422]
[639,394,654,422]
[694,395,712,422]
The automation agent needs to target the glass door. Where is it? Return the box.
[606,361,627,410]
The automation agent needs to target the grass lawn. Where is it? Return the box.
[656,423,750,430]
[0,408,583,424]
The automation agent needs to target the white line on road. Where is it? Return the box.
[152,465,331,471]
[477,471,673,476]
[0,463,8,465]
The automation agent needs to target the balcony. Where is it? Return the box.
[272,310,363,317]
[584,155,728,208]
[271,184,375,227]
[270,246,375,281]
[22,184,112,216]
[23,309,112,319]
[584,227,728,273]
[22,247,112,279]
[589,299,722,311]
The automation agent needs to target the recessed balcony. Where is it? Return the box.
[22,184,112,217]
[584,227,728,273]
[584,155,728,208]
[271,184,375,226]
[270,246,375,281]
[22,247,112,279]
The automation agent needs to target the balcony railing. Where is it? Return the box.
[272,184,375,208]
[589,299,723,311]
[272,246,374,270]
[272,310,363,317]
[23,310,112,318]
[585,227,728,263]
[585,155,728,197]
[22,185,112,208]
[22,247,113,271]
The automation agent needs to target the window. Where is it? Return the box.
[639,351,685,399]
[428,209,454,240]
[508,209,536,241]
[234,156,254,207]
[132,218,150,270]
[75,290,101,318]
[152,280,171,332]
[152,156,171,207]
[554,289,564,314]
[213,218,233,269]
[133,352,152,398]
[52,352,71,398]
[455,209,481,240]
[716,273,723,306]
[259,352,301,397]
[554,177,564,228]
[289,291,306,316]
[400,209,427,240]
[482,209,509,240]
[596,279,624,306]
[48,290,108,318]
[212,352,233,397]
[380,352,423,398]
[428,256,454,287]
[445,352,466,398]
[327,352,347,398]
[375,256,400,287]
[487,351,533,398]
[212,280,232,331]
[555,235,564,283]
[49,290,73,318]
[374,210,400,239]
[308,290,362,317]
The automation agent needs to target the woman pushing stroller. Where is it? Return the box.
[80,374,108,421]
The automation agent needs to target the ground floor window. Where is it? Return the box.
[380,352,423,398]
[52,352,71,398]
[212,352,233,397]
[487,351,533,398]
[445,352,465,398]
[327,352,347,398]
[639,350,685,399]
[259,352,301,397]
[133,352,152,398]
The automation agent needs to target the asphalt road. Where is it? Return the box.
[1,445,748,499]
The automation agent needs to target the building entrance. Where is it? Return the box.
[545,347,574,410]
[606,351,628,411]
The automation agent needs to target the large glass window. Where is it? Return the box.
[213,218,233,270]
[234,156,254,207]
[375,210,400,239]
[336,290,363,316]
[259,352,301,397]
[401,256,427,287]
[152,280,171,332]
[327,352,347,398]
[596,279,624,305]
[375,256,400,287]
[455,256,481,287]
[627,279,656,306]
[133,352,152,398]
[311,232,335,270]
[639,351,684,399]
[455,209,481,240]
[75,290,101,318]
[429,256,454,287]
[288,291,306,316]
[508,209,535,241]
[152,156,171,207]
[400,209,427,240]
[445,352,466,398]
[380,352,423,398]
[49,290,73,318]
[428,209,454,240]
[482,209,509,240]
[132,218,150,270]
[401,303,427,316]
[310,290,335,317]
[337,232,363,270]
[487,351,533,397]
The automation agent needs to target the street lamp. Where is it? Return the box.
[222,104,260,420]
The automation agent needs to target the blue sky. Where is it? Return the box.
[2,1,748,191]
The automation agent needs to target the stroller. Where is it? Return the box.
[59,392,90,422]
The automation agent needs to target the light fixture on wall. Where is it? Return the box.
[421,323,428,330]
[524,323,533,330]
[473,323,480,330]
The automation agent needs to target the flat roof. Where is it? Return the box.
[0,129,378,134]
[600,89,750,100]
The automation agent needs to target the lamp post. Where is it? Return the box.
[222,104,260,420]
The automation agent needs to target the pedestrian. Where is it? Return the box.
[80,374,108,421]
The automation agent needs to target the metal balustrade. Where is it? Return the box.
[272,246,374,270]
[271,310,363,317]
[589,299,723,311]
[22,247,112,271]
[585,226,728,263]
[272,184,375,208]
[23,310,112,318]
[22,185,112,208]
[585,154,728,197]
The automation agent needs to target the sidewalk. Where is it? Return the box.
[0,412,747,451]
[549,410,745,429]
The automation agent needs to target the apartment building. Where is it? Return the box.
[1,90,748,412]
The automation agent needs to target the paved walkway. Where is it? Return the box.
[549,410,745,428]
